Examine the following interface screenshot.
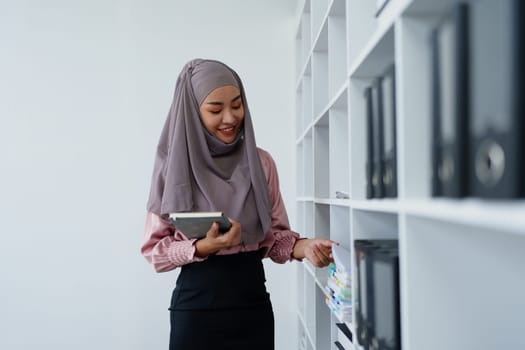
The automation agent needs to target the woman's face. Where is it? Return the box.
[199,85,244,144]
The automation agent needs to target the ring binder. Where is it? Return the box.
[365,87,375,199]
[381,64,397,198]
[355,240,399,350]
[431,3,469,198]
[468,0,525,198]
[372,79,385,199]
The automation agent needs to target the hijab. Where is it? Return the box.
[147,59,271,245]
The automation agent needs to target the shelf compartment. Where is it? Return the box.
[297,263,306,320]
[349,78,374,201]
[330,314,339,350]
[296,81,304,138]
[347,0,378,72]
[330,205,351,250]
[395,15,438,198]
[313,22,329,118]
[304,270,317,344]
[296,143,304,197]
[315,280,332,349]
[348,55,396,201]
[351,209,399,240]
[311,0,331,48]
[301,1,312,73]
[304,130,314,198]
[304,201,315,239]
[301,60,313,137]
[402,215,525,350]
[296,201,305,238]
[329,89,350,200]
[315,203,331,240]
[328,0,347,97]
[314,112,330,198]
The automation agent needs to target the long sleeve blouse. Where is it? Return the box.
[141,148,301,273]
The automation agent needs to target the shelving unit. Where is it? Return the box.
[293,0,525,349]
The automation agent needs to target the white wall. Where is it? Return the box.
[0,0,298,349]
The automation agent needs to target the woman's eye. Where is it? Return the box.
[232,104,241,110]
[209,110,221,115]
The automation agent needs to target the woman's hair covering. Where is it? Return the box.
[146,59,271,244]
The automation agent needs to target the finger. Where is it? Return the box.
[317,239,336,248]
[311,245,326,267]
[221,223,241,247]
[313,242,332,257]
[315,246,332,266]
[228,218,240,228]
[207,222,219,238]
[316,244,333,262]
[316,243,335,263]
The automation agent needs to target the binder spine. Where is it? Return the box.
[455,4,469,198]
[372,79,385,199]
[382,64,398,198]
[432,3,469,198]
[365,87,375,199]
[469,0,524,198]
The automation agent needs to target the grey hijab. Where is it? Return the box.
[147,59,271,245]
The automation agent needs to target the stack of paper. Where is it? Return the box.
[324,245,352,322]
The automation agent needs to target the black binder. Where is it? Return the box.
[365,87,374,199]
[355,240,399,350]
[381,64,397,198]
[431,3,469,197]
[369,246,401,350]
[355,240,374,350]
[372,79,385,199]
[468,0,525,198]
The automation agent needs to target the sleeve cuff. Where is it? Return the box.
[167,238,207,266]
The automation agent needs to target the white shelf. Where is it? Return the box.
[294,0,525,349]
[314,198,350,207]
[402,199,525,235]
[351,198,525,235]
[351,198,401,213]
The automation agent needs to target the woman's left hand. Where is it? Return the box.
[292,238,334,268]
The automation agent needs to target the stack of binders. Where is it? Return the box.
[365,64,398,199]
[325,245,352,323]
[431,0,525,199]
[355,240,400,350]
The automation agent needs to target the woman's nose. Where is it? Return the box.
[222,108,235,123]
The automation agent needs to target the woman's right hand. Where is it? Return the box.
[194,218,241,258]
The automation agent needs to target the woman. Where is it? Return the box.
[141,58,333,350]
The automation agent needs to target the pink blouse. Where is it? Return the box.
[141,148,301,273]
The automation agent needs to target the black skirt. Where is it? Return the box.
[169,251,274,350]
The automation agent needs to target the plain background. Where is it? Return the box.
[0,0,300,349]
